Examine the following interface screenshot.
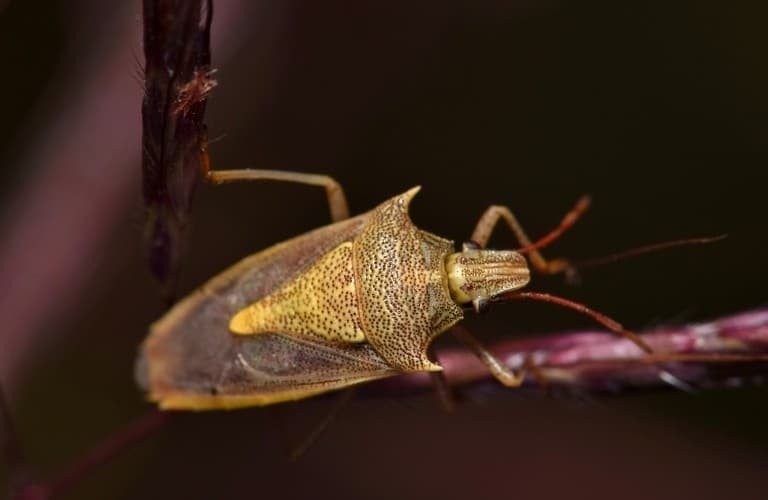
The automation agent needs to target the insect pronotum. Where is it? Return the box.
[136,151,652,410]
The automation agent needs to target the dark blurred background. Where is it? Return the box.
[1,1,767,499]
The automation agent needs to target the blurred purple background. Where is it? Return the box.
[1,1,767,498]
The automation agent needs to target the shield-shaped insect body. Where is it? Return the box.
[137,186,536,409]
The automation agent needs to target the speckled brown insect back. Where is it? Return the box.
[136,156,652,410]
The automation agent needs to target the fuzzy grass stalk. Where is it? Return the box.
[5,1,216,498]
[142,0,215,304]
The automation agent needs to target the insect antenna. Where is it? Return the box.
[513,195,725,283]
[617,352,768,364]
[515,195,591,255]
[570,235,728,270]
[500,291,653,354]
[498,292,701,394]
[557,350,768,393]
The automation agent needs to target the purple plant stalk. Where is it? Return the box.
[3,1,215,498]
[11,412,170,500]
[376,307,768,397]
[10,308,768,500]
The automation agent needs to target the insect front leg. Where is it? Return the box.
[469,197,590,276]
[200,141,350,222]
[451,326,529,388]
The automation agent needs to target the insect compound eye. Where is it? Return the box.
[462,240,481,251]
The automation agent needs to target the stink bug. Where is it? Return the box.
[136,155,651,410]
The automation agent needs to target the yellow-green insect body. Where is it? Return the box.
[229,186,463,372]
[137,186,530,409]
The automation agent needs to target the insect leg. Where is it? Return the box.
[452,326,528,387]
[427,345,455,412]
[500,291,653,354]
[290,388,356,461]
[470,196,590,275]
[200,143,349,222]
[429,372,455,412]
